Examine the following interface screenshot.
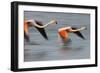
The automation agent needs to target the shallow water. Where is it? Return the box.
[24,11,90,62]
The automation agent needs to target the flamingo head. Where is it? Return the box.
[50,19,57,25]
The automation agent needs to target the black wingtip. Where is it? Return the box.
[35,20,48,40]
[72,27,85,40]
[43,35,48,40]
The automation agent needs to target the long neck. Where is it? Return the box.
[71,27,86,32]
[29,20,55,28]
[34,21,52,28]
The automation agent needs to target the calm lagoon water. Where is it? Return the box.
[24,11,90,62]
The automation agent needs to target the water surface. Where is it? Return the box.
[24,11,90,62]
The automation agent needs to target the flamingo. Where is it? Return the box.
[24,19,57,42]
[58,26,86,45]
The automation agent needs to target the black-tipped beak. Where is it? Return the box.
[56,21,57,24]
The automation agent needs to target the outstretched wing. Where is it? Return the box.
[34,20,48,40]
[72,27,85,40]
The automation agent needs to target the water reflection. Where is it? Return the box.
[59,45,84,53]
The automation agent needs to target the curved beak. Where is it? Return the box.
[51,19,57,25]
[55,21,57,24]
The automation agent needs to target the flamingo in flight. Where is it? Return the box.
[24,18,86,45]
[24,19,57,42]
[58,26,86,45]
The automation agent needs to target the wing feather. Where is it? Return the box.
[35,20,48,40]
[72,27,85,40]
